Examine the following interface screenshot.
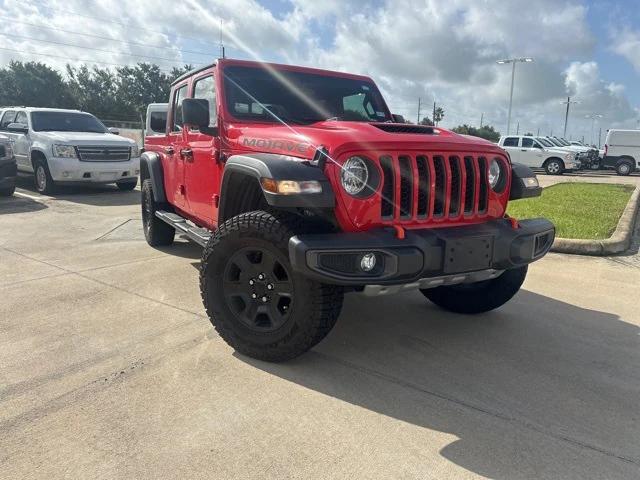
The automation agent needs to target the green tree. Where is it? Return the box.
[0,61,76,108]
[419,116,434,126]
[433,106,445,125]
[452,124,501,142]
[66,65,120,119]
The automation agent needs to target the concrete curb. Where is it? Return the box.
[551,185,640,256]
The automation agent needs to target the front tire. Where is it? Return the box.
[616,160,634,176]
[420,266,527,314]
[200,210,344,362]
[545,158,564,175]
[0,182,15,197]
[117,179,138,191]
[141,179,175,246]
[34,159,56,194]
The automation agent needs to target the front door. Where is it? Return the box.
[12,111,31,171]
[183,73,222,228]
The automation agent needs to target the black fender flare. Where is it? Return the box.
[509,163,542,200]
[140,151,166,203]
[219,153,335,215]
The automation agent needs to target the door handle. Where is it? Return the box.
[164,146,175,155]
[180,148,194,161]
[520,149,527,151]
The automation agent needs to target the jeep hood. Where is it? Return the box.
[38,131,135,146]
[228,121,506,161]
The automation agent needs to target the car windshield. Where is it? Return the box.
[547,137,563,147]
[31,111,108,133]
[536,137,554,147]
[557,138,570,146]
[222,65,391,124]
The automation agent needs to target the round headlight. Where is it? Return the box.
[341,156,369,196]
[488,158,501,189]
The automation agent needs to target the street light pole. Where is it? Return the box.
[585,114,603,145]
[561,97,580,138]
[497,57,534,134]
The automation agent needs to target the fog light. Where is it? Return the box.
[360,253,377,272]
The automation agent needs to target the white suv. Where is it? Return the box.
[498,135,580,175]
[0,107,140,194]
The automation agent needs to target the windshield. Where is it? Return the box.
[536,137,554,147]
[547,137,563,147]
[557,138,570,146]
[31,111,108,133]
[222,65,391,124]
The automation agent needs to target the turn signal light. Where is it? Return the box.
[260,178,322,195]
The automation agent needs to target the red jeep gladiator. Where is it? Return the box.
[141,58,554,362]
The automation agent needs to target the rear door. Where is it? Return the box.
[12,111,31,171]
[518,137,545,168]
[183,72,222,227]
[165,83,189,209]
[501,136,521,163]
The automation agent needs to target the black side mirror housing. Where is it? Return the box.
[182,98,218,136]
[7,122,28,134]
[392,114,405,123]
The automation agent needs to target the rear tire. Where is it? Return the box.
[420,266,527,314]
[616,160,634,176]
[544,158,564,175]
[200,210,344,362]
[117,179,138,191]
[141,179,175,246]
[34,159,56,194]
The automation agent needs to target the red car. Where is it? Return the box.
[141,58,553,362]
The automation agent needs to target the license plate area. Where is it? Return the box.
[443,236,493,273]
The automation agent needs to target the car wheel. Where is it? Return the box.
[34,159,56,194]
[200,210,344,362]
[545,158,563,175]
[116,179,138,191]
[420,266,527,314]
[616,161,633,176]
[141,179,175,246]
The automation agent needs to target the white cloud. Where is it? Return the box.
[611,27,640,72]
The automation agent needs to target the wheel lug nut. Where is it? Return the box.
[267,284,274,290]
[251,293,257,299]
[249,279,255,286]
[262,296,268,303]
[258,273,265,280]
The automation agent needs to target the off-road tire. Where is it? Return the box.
[616,160,634,176]
[420,266,528,314]
[0,183,15,196]
[116,179,138,191]
[141,179,175,246]
[544,158,564,175]
[200,210,344,362]
[34,159,56,194]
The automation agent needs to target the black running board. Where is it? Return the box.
[155,210,211,247]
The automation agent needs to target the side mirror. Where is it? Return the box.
[182,98,218,136]
[108,127,120,135]
[7,122,28,134]
[392,113,405,123]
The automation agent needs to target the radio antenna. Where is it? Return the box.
[219,18,226,59]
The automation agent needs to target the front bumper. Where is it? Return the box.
[48,156,140,183]
[289,218,555,286]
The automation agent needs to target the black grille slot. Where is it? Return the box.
[448,156,461,217]
[478,157,488,213]
[398,156,413,218]
[463,156,475,214]
[433,156,446,216]
[372,124,435,134]
[416,156,429,217]
[380,156,395,218]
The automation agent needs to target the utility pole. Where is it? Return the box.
[432,101,436,126]
[561,96,580,137]
[598,127,602,148]
[480,113,484,128]
[516,121,519,135]
[416,97,422,124]
[585,114,603,145]
[537,127,540,136]
[496,57,534,134]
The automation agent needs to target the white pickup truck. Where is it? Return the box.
[0,107,140,194]
[498,135,580,175]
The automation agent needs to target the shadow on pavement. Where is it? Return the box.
[0,194,48,215]
[239,289,640,478]
[15,175,139,207]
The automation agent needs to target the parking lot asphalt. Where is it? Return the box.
[1,173,640,480]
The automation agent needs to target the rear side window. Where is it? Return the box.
[172,84,188,132]
[521,138,534,148]
[503,137,519,147]
[193,75,216,127]
[0,110,16,130]
[15,111,28,125]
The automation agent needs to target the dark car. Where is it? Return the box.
[0,134,16,196]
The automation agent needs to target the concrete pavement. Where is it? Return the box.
[1,175,639,479]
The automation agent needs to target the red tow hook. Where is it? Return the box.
[505,214,520,229]
[393,225,406,240]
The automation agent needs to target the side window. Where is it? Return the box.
[15,111,28,125]
[532,141,543,149]
[521,137,534,148]
[172,84,188,132]
[503,137,519,147]
[342,93,371,121]
[0,110,16,130]
[193,75,216,127]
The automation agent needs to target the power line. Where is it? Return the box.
[0,16,215,58]
[0,32,202,66]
